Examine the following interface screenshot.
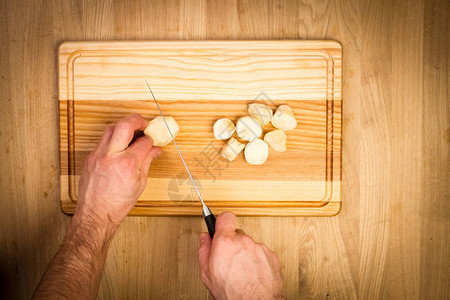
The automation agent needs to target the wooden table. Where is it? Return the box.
[0,0,448,299]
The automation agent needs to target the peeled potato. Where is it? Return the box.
[236,116,262,141]
[264,130,287,152]
[213,118,235,140]
[248,103,273,126]
[221,137,245,162]
[144,116,180,146]
[244,139,269,165]
[271,105,297,131]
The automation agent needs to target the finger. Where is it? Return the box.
[214,211,237,238]
[127,135,153,166]
[109,114,148,152]
[92,125,115,155]
[197,232,212,283]
[139,146,162,182]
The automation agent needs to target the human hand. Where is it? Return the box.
[197,212,283,300]
[76,114,162,226]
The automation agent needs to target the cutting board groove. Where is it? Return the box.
[59,40,342,216]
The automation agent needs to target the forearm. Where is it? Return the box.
[33,208,118,299]
[34,114,159,298]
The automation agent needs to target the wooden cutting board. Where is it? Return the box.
[59,40,342,216]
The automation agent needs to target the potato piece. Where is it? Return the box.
[248,103,273,126]
[213,118,235,140]
[236,116,262,141]
[271,105,297,131]
[264,130,287,152]
[221,137,245,162]
[244,139,269,165]
[144,116,180,146]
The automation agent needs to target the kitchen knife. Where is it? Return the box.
[145,80,216,239]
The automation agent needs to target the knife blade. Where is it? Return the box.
[145,80,216,238]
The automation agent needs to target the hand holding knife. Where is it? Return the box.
[145,80,216,238]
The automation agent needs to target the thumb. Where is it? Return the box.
[197,232,212,282]
[214,211,237,238]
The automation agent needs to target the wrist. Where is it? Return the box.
[73,205,120,233]
[65,206,119,253]
[75,196,123,229]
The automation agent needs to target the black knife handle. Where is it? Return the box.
[204,214,216,239]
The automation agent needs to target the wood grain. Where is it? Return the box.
[58,40,342,216]
[0,0,448,299]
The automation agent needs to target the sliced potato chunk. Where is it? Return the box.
[264,130,287,152]
[221,137,245,162]
[271,105,297,131]
[236,116,262,141]
[248,103,273,126]
[213,118,235,140]
[244,139,269,165]
[144,116,180,146]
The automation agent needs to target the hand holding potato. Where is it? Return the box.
[77,114,162,225]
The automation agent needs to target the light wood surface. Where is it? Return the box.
[58,40,342,216]
[0,0,448,299]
